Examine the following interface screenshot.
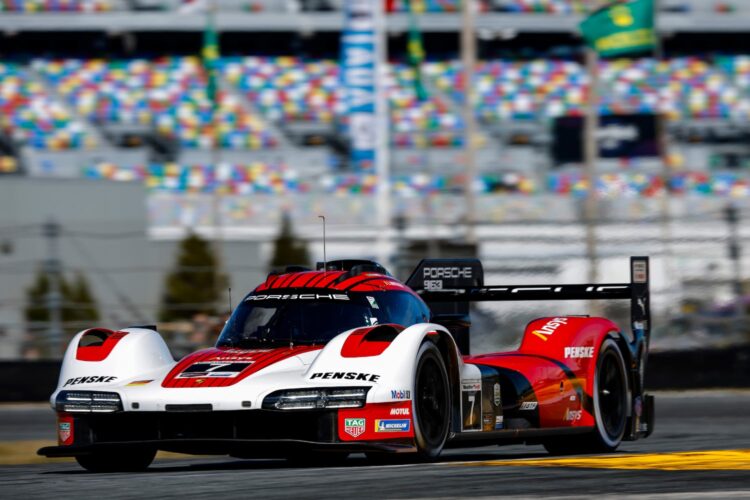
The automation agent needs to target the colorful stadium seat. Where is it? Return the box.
[79,161,750,198]
[3,55,749,151]
[428,56,750,122]
[36,57,278,149]
[0,63,95,149]
[0,0,113,12]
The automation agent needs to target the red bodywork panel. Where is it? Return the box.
[465,316,620,429]
[340,324,404,358]
[338,401,414,442]
[255,271,418,295]
[162,346,321,388]
[76,329,128,362]
[519,316,619,398]
[465,352,591,428]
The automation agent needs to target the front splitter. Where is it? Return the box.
[38,438,417,458]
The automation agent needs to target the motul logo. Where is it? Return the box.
[531,317,568,342]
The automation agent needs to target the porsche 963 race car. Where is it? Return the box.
[39,256,654,471]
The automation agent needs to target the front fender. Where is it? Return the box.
[305,322,461,404]
[53,327,175,404]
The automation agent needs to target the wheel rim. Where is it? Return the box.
[598,349,626,440]
[416,356,448,445]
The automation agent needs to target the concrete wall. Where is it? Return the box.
[0,177,264,359]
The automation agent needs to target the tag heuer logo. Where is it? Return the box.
[344,418,366,438]
[58,422,71,443]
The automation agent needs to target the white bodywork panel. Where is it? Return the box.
[52,323,478,413]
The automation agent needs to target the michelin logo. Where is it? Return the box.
[375,419,411,432]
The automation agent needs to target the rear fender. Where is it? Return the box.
[518,316,624,398]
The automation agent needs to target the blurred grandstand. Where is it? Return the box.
[0,0,749,358]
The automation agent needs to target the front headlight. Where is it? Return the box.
[55,391,123,413]
[262,387,370,410]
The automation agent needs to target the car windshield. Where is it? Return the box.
[216,290,427,348]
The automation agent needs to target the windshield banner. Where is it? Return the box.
[245,293,350,301]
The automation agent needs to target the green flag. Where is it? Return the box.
[579,0,656,58]
[203,7,220,110]
[407,0,428,101]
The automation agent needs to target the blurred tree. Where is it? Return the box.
[25,270,53,328]
[269,214,310,272]
[160,233,226,322]
[24,269,100,356]
[69,273,100,323]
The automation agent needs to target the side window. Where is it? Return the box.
[372,292,429,327]
[416,297,431,323]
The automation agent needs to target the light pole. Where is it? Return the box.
[461,0,478,245]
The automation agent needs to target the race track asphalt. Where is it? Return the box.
[1,391,749,499]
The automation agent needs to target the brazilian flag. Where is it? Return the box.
[580,0,656,58]
[203,7,220,110]
[407,0,428,101]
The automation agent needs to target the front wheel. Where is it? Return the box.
[544,338,628,455]
[75,448,156,472]
[412,341,450,460]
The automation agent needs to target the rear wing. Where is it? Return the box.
[406,256,651,359]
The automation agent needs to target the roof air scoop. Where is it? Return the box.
[316,259,391,276]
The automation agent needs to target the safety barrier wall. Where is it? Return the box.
[0,361,60,402]
[1,345,748,401]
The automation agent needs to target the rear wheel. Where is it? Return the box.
[75,448,156,472]
[412,341,450,459]
[544,338,628,455]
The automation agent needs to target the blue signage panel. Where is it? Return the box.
[342,1,377,172]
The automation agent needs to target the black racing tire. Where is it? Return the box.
[412,341,450,460]
[75,448,156,472]
[544,338,628,455]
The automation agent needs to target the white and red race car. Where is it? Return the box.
[39,257,654,472]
